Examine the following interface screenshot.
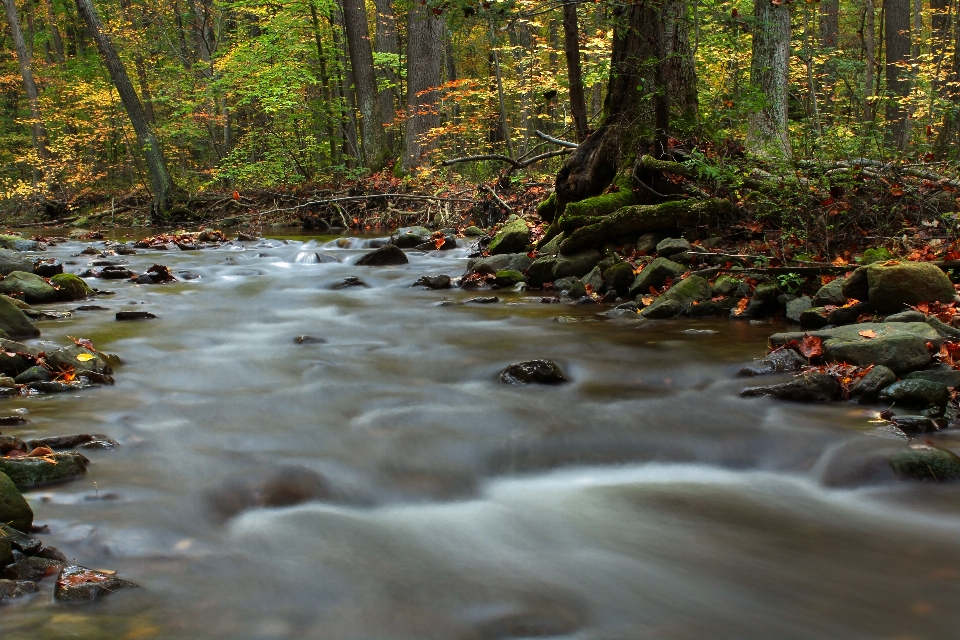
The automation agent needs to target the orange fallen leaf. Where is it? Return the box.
[859,329,878,339]
[797,334,823,359]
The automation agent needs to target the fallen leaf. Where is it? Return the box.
[797,334,823,359]
[26,446,53,457]
[859,329,878,339]
[75,353,95,362]
[734,297,749,316]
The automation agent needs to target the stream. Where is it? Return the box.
[1,235,959,639]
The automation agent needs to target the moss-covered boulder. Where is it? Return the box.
[526,256,558,287]
[0,235,39,252]
[489,216,530,255]
[0,271,57,304]
[860,247,894,265]
[602,262,635,296]
[537,232,564,256]
[494,270,527,287]
[0,250,34,276]
[811,277,847,306]
[878,379,950,415]
[889,445,960,481]
[536,192,558,222]
[629,257,685,298]
[842,262,955,314]
[0,471,32,532]
[0,297,39,340]
[51,273,93,301]
[552,249,601,280]
[0,452,88,489]
[0,295,29,310]
[390,226,431,248]
[640,275,712,319]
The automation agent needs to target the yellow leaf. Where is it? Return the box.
[76,353,95,362]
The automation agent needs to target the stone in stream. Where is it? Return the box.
[602,262,635,296]
[740,372,840,402]
[331,276,367,289]
[412,275,452,290]
[3,556,63,581]
[54,565,139,602]
[45,345,113,377]
[494,270,527,288]
[205,466,336,522]
[33,259,63,278]
[565,280,587,299]
[525,256,558,288]
[878,379,950,416]
[0,271,58,305]
[116,310,157,321]
[628,258,685,298]
[905,368,960,388]
[293,335,326,345]
[553,249,602,280]
[488,216,530,255]
[466,296,499,304]
[0,452,88,489]
[467,253,533,276]
[390,226,432,248]
[500,360,568,384]
[0,472,32,533]
[889,416,944,435]
[0,580,38,601]
[0,524,41,554]
[768,322,941,374]
[98,265,136,279]
[414,234,457,251]
[888,445,960,481]
[0,235,39,252]
[785,296,813,323]
[811,277,848,307]
[640,275,712,319]
[841,261,956,314]
[581,266,603,292]
[0,297,39,340]
[355,245,408,266]
[0,250,34,277]
[737,347,808,377]
[849,365,897,403]
[13,366,51,385]
[0,435,27,453]
[27,434,118,450]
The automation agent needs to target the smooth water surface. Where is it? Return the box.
[1,237,958,640]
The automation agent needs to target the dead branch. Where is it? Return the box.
[481,185,514,215]
[441,148,572,170]
[255,193,476,216]
[534,130,579,148]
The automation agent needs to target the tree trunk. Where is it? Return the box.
[562,0,589,142]
[3,0,50,161]
[865,0,875,121]
[402,1,443,172]
[663,0,698,126]
[341,0,387,169]
[819,0,840,47]
[330,4,360,167]
[373,0,399,150]
[46,1,65,66]
[75,0,176,216]
[309,0,338,164]
[746,0,792,158]
[885,0,911,149]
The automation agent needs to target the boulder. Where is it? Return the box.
[888,445,960,481]
[878,379,950,415]
[711,275,737,297]
[905,368,960,388]
[33,259,63,277]
[525,257,558,287]
[116,310,156,321]
[488,216,530,255]
[602,262,635,296]
[0,297,39,339]
[737,347,807,376]
[581,266,603,292]
[54,565,139,602]
[3,556,63,581]
[655,237,691,258]
[565,280,587,299]
[811,278,848,306]
[850,365,897,403]
[0,452,89,488]
[412,275,452,289]
[842,262,956,314]
[468,253,533,275]
[884,309,926,323]
[799,301,872,329]
[356,245,408,266]
[0,271,58,304]
[0,250,34,276]
[391,227,431,248]
[552,249,601,280]
[926,316,960,341]
[50,273,93,301]
[786,296,812,323]
[640,275,712,319]
[769,322,941,374]
[740,372,840,402]
[629,258,685,298]
[0,471,32,532]
[537,233,564,256]
[13,365,51,384]
[500,360,568,384]
[494,270,527,287]
[0,580,38,601]
[44,345,113,377]
[0,235,38,252]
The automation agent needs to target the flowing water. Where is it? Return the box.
[1,236,959,639]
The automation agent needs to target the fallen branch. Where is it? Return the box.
[481,185,513,215]
[255,193,475,216]
[534,130,579,149]
[441,148,572,170]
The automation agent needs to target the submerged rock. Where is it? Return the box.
[500,360,567,384]
[0,471,32,533]
[116,310,157,321]
[355,245,408,266]
[331,276,367,289]
[0,452,89,489]
[27,434,117,451]
[204,466,335,521]
[54,565,139,602]
[740,372,840,402]
[0,579,38,601]
[737,348,807,377]
[878,379,950,415]
[888,445,960,481]
[293,335,326,345]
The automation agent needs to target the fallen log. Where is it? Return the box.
[558,198,735,256]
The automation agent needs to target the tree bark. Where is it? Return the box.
[373,0,399,150]
[562,0,589,142]
[402,1,443,171]
[341,0,388,169]
[885,0,911,149]
[746,0,792,158]
[75,0,176,216]
[663,0,698,126]
[819,0,840,47]
[865,0,875,121]
[3,0,50,160]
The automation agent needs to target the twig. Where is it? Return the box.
[254,193,475,216]
[534,130,579,148]
[482,185,513,215]
[441,148,572,169]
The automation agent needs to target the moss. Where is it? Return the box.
[562,175,636,219]
[51,273,94,301]
[536,192,559,222]
[488,216,530,255]
[494,269,528,287]
[861,247,894,265]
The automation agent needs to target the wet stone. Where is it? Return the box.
[54,565,139,602]
[466,297,499,304]
[878,379,950,415]
[889,445,960,481]
[0,435,27,454]
[98,266,135,279]
[0,524,40,554]
[412,275,452,290]
[740,373,840,403]
[27,434,115,450]
[889,416,944,435]
[331,277,367,290]
[3,556,63,581]
[116,311,157,321]
[293,336,327,345]
[850,365,897,403]
[737,347,807,377]
[905,368,960,388]
[0,579,38,600]
[0,452,89,489]
[355,245,408,266]
[500,360,568,385]
[13,366,51,385]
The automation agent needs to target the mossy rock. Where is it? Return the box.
[463,226,487,237]
[0,250,34,276]
[562,177,636,219]
[494,270,527,287]
[640,275,712,319]
[51,273,93,301]
[489,216,530,255]
[526,256,558,287]
[0,453,88,489]
[602,262,635,296]
[0,471,32,532]
[537,192,559,222]
[537,232,564,256]
[0,235,39,252]
[0,271,58,304]
[889,445,960,481]
[0,296,39,340]
[861,247,894,265]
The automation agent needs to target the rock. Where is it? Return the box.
[840,267,870,301]
[0,472,32,533]
[500,360,567,384]
[0,295,28,310]
[0,297,39,339]
[602,262,634,296]
[0,340,39,377]
[635,232,661,255]
[551,277,578,292]
[412,275,452,289]
[414,234,456,251]
[0,235,38,252]
[116,310,157,321]
[525,256,558,287]
[740,372,840,402]
[769,322,941,374]
[488,216,530,255]
[906,368,960,388]
[0,271,58,304]
[628,258,685,298]
[204,466,336,521]
[850,365,897,403]
[799,301,872,329]
[494,270,527,287]
[45,345,113,378]
[566,280,587,299]
[54,565,139,602]
[28,380,79,393]
[537,233,564,256]
[737,347,807,376]
[866,262,956,313]
[711,275,737,297]
[552,249,601,280]
[786,296,812,323]
[655,237,691,258]
[861,247,894,265]
[884,309,926,323]
[0,452,89,488]
[464,226,486,237]
[581,266,603,292]
[391,226,431,248]
[0,580,38,600]
[14,366,51,384]
[0,523,40,553]
[466,296,499,304]
[98,265,135,279]
[33,259,62,278]
[926,315,960,340]
[3,556,63,581]
[356,245,408,266]
[35,546,68,562]
[889,416,944,435]
[878,379,950,415]
[0,250,34,276]
[812,278,848,306]
[468,253,533,275]
[28,434,117,450]
[0,435,27,454]
[640,275,712,319]
[331,276,367,289]
[888,445,960,481]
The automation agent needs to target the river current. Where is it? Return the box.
[1,235,958,639]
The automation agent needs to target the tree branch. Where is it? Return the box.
[534,130,579,148]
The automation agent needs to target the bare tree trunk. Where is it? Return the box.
[663,0,699,126]
[373,0,398,150]
[820,0,840,47]
[3,0,50,161]
[46,1,65,66]
[885,0,911,149]
[329,4,359,168]
[341,0,387,169]
[746,0,792,158]
[309,0,339,164]
[865,0,875,121]
[562,0,589,141]
[402,1,443,171]
[75,0,176,217]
